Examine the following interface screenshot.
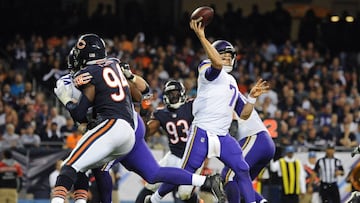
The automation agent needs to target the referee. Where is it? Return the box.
[314,143,344,203]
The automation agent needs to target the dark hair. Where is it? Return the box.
[3,150,12,159]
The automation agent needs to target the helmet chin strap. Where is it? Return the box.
[223,65,233,73]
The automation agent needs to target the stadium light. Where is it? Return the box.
[345,16,354,22]
[330,15,340,22]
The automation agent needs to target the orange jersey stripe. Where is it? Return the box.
[66,119,115,165]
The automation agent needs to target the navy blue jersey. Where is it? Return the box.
[151,100,194,158]
[76,59,134,128]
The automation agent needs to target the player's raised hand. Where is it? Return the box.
[119,62,135,81]
[249,79,269,98]
[189,17,205,39]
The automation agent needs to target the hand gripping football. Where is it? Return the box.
[190,6,214,27]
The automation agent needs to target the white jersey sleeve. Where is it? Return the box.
[237,109,269,140]
[59,74,82,100]
[192,60,239,135]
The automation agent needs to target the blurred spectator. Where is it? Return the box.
[23,82,36,104]
[4,103,18,128]
[0,149,23,203]
[65,129,82,150]
[316,125,335,144]
[2,124,22,150]
[2,84,15,105]
[300,151,320,203]
[10,73,24,98]
[305,127,323,148]
[20,124,41,148]
[41,121,63,148]
[49,107,66,131]
[0,101,6,133]
[337,123,358,148]
[60,117,76,138]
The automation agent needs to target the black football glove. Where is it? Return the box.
[119,62,135,81]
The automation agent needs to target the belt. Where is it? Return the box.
[321,182,337,185]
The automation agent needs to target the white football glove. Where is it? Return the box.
[60,74,82,100]
[54,78,73,105]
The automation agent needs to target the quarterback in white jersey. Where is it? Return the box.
[192,59,240,135]
[147,17,269,203]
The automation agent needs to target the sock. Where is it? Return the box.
[52,186,68,201]
[51,197,65,203]
[74,199,87,203]
[74,189,88,202]
[192,174,206,186]
[150,191,163,203]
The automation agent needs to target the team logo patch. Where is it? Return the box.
[77,39,86,49]
[74,72,93,86]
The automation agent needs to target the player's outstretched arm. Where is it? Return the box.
[190,18,222,70]
[239,79,269,120]
[120,62,150,93]
[145,119,160,138]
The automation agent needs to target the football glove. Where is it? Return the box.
[54,79,73,105]
[119,62,135,81]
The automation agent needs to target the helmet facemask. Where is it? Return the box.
[163,81,186,109]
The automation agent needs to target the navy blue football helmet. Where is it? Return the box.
[67,48,76,73]
[211,40,236,72]
[163,80,186,109]
[73,34,107,70]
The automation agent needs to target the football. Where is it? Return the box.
[190,6,214,27]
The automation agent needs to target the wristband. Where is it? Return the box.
[130,75,136,83]
[247,96,256,104]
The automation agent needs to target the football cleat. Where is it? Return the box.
[200,173,226,203]
[352,146,360,157]
[144,195,152,203]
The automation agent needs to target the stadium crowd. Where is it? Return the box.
[0,1,360,202]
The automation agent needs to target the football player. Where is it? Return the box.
[135,80,198,203]
[146,18,269,203]
[221,108,275,203]
[51,34,225,203]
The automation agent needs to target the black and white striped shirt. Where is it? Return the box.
[314,156,344,184]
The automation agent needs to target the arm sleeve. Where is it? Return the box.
[205,67,221,81]
[234,94,246,117]
[198,60,221,81]
[66,95,92,123]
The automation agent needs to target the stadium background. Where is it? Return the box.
[1,0,360,202]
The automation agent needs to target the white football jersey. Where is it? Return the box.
[59,74,82,100]
[237,108,269,141]
[192,60,241,135]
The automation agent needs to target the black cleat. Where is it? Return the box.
[144,195,152,203]
[352,146,360,157]
[346,191,360,203]
[200,174,226,203]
